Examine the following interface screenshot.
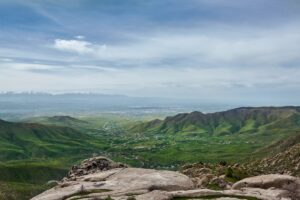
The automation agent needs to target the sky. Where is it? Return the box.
[0,0,300,105]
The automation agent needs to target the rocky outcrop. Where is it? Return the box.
[181,142,300,188]
[32,167,194,200]
[247,143,300,176]
[232,174,299,189]
[32,157,300,200]
[232,174,300,199]
[181,162,250,189]
[65,156,128,181]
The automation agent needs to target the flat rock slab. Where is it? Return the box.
[232,174,300,199]
[32,169,300,200]
[232,174,299,190]
[31,168,194,200]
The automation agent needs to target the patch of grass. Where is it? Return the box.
[105,195,114,200]
[0,181,51,200]
[127,197,136,200]
[224,167,249,183]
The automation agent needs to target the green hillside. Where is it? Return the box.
[26,115,138,135]
[123,107,300,167]
[132,107,300,135]
[0,119,104,160]
[25,115,89,128]
[0,119,109,200]
[23,116,95,133]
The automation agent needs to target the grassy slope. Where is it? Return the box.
[0,119,111,200]
[0,119,111,160]
[0,160,66,200]
[0,181,50,200]
[24,116,90,131]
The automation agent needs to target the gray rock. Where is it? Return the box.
[232,174,300,200]
[31,158,300,200]
[67,156,128,181]
[232,174,299,190]
[31,167,194,200]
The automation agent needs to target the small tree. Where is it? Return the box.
[105,195,113,200]
[225,167,233,178]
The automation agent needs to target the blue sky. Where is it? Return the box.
[0,0,300,104]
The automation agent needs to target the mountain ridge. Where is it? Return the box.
[132,106,300,135]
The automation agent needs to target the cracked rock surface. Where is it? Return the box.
[31,157,300,200]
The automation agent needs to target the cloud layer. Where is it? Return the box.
[0,0,300,105]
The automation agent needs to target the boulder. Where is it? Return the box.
[66,156,128,181]
[232,174,300,200]
[232,174,299,190]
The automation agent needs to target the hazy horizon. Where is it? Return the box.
[0,91,299,106]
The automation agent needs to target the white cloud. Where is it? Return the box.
[2,22,300,103]
[51,24,300,69]
[53,39,94,54]
[53,39,107,56]
[1,59,300,100]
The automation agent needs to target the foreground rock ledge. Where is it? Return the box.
[32,157,300,200]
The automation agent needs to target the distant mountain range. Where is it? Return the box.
[132,106,300,135]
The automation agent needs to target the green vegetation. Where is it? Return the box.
[1,107,300,199]
[0,119,109,200]
[224,167,249,183]
[105,195,114,200]
[0,181,51,200]
[126,197,136,200]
